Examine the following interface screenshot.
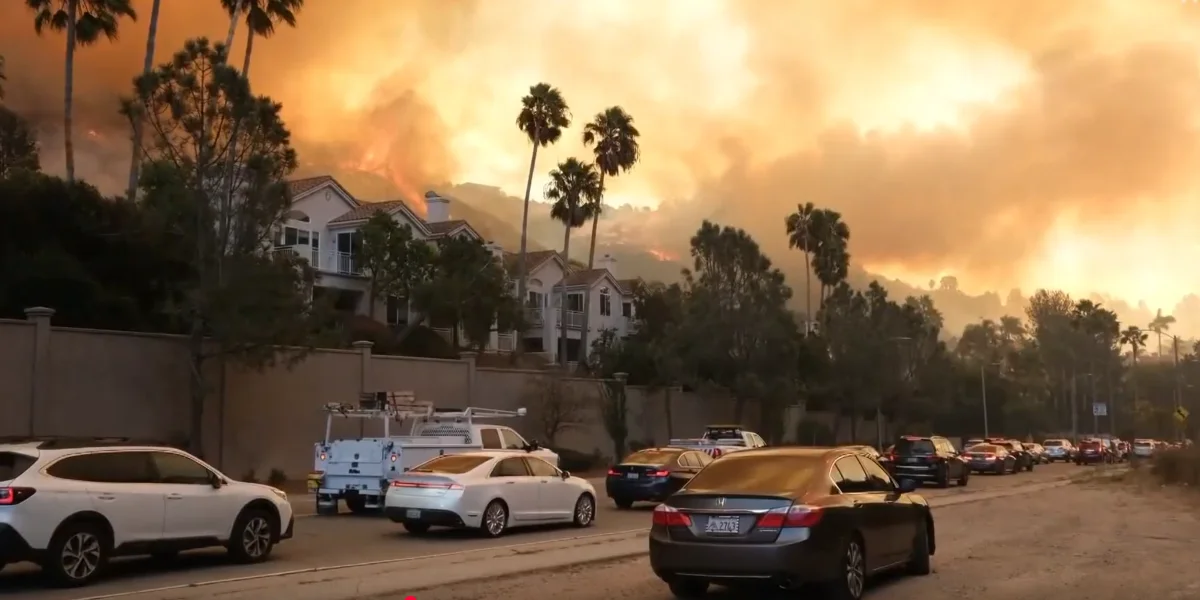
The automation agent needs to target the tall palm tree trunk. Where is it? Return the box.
[241,30,255,75]
[558,222,572,366]
[219,30,256,274]
[514,139,539,359]
[803,250,812,327]
[224,0,245,48]
[578,171,605,365]
[62,0,79,184]
[125,0,162,200]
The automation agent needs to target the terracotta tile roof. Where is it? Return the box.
[328,200,408,224]
[286,175,336,197]
[426,220,468,236]
[503,250,560,273]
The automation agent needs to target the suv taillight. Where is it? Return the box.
[0,487,35,506]
[756,505,824,529]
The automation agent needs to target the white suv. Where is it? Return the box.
[0,438,294,587]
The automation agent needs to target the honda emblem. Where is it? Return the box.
[715,497,725,507]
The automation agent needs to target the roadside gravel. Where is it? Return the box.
[399,480,1200,600]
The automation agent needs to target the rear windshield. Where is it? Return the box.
[704,428,746,445]
[1023,443,1036,449]
[409,454,491,474]
[967,445,1000,453]
[0,452,37,480]
[1134,441,1153,447]
[1080,441,1101,449]
[894,439,935,454]
[1043,440,1065,447]
[684,454,823,496]
[622,449,682,465]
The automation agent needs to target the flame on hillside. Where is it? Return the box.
[648,248,678,262]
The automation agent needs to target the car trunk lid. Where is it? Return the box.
[665,494,793,544]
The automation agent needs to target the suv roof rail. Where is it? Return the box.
[0,436,173,450]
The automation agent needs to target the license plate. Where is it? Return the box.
[626,473,639,479]
[406,509,421,519]
[905,458,919,464]
[704,516,740,534]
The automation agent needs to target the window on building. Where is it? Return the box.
[622,302,632,318]
[386,296,407,325]
[599,288,611,316]
[567,293,584,312]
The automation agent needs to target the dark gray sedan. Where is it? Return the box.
[649,447,935,599]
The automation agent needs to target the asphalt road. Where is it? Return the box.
[1,463,1078,599]
[405,470,1194,600]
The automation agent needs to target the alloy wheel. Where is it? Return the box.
[241,516,272,558]
[485,503,507,535]
[576,496,594,525]
[61,532,101,581]
[845,540,865,599]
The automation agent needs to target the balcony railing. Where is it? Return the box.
[496,333,515,352]
[563,310,584,329]
[525,307,544,327]
[272,245,318,265]
[335,252,361,275]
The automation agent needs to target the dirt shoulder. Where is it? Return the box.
[398,480,1200,600]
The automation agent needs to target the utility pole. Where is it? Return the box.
[980,364,990,438]
[1070,370,1078,443]
[1091,371,1099,436]
[1174,337,1182,442]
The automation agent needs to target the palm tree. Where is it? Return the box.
[785,202,819,325]
[26,0,137,184]
[124,0,161,200]
[1120,325,1148,406]
[0,54,7,101]
[224,0,246,48]
[1148,309,1176,357]
[221,0,301,77]
[809,209,850,305]
[514,83,571,356]
[545,158,601,366]
[578,106,640,359]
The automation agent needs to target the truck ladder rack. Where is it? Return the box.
[422,407,528,422]
[322,391,435,421]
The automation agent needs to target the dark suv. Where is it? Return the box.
[887,435,969,488]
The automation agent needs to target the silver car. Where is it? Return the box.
[383,451,597,537]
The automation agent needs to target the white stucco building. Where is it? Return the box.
[278,175,636,361]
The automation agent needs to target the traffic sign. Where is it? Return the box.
[1092,402,1108,417]
[1176,407,1190,422]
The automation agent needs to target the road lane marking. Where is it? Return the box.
[71,528,649,600]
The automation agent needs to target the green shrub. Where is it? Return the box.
[267,468,287,487]
[552,447,603,473]
[1150,447,1200,487]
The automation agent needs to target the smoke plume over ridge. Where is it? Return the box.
[3,0,1200,318]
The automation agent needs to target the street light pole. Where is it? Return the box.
[980,364,989,438]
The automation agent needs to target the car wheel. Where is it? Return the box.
[935,466,950,488]
[906,520,932,576]
[957,469,969,487]
[667,577,709,598]
[344,495,370,515]
[42,521,110,587]
[315,496,338,516]
[573,494,595,528]
[822,535,867,600]
[1027,461,1035,472]
[481,500,508,538]
[403,522,431,534]
[227,509,276,563]
[614,498,634,509]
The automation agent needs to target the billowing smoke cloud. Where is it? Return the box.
[3,0,1200,320]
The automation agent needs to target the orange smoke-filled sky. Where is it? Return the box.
[2,0,1200,311]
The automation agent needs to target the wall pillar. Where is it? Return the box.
[460,351,478,406]
[24,307,55,436]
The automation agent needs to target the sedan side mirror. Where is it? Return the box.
[560,470,571,480]
[209,473,224,489]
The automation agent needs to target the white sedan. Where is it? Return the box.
[383,451,596,537]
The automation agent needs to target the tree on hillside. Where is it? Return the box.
[1120,325,1149,410]
[125,0,161,200]
[412,236,516,352]
[123,38,327,455]
[578,106,640,361]
[785,202,819,324]
[26,0,138,183]
[545,157,601,365]
[1149,309,1176,357]
[809,209,850,305]
[0,106,41,177]
[358,212,432,321]
[514,83,571,357]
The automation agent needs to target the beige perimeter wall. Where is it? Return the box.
[1,308,884,480]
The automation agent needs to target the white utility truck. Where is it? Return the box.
[668,424,767,458]
[309,391,558,515]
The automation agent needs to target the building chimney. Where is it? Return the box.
[598,253,617,277]
[423,191,450,223]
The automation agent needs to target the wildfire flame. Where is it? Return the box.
[647,248,678,261]
[338,143,427,218]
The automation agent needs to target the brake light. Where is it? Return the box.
[391,481,464,490]
[756,505,824,529]
[711,449,723,459]
[652,470,671,477]
[390,453,398,462]
[984,453,996,460]
[319,452,327,461]
[652,504,692,527]
[608,468,620,476]
[0,487,35,506]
